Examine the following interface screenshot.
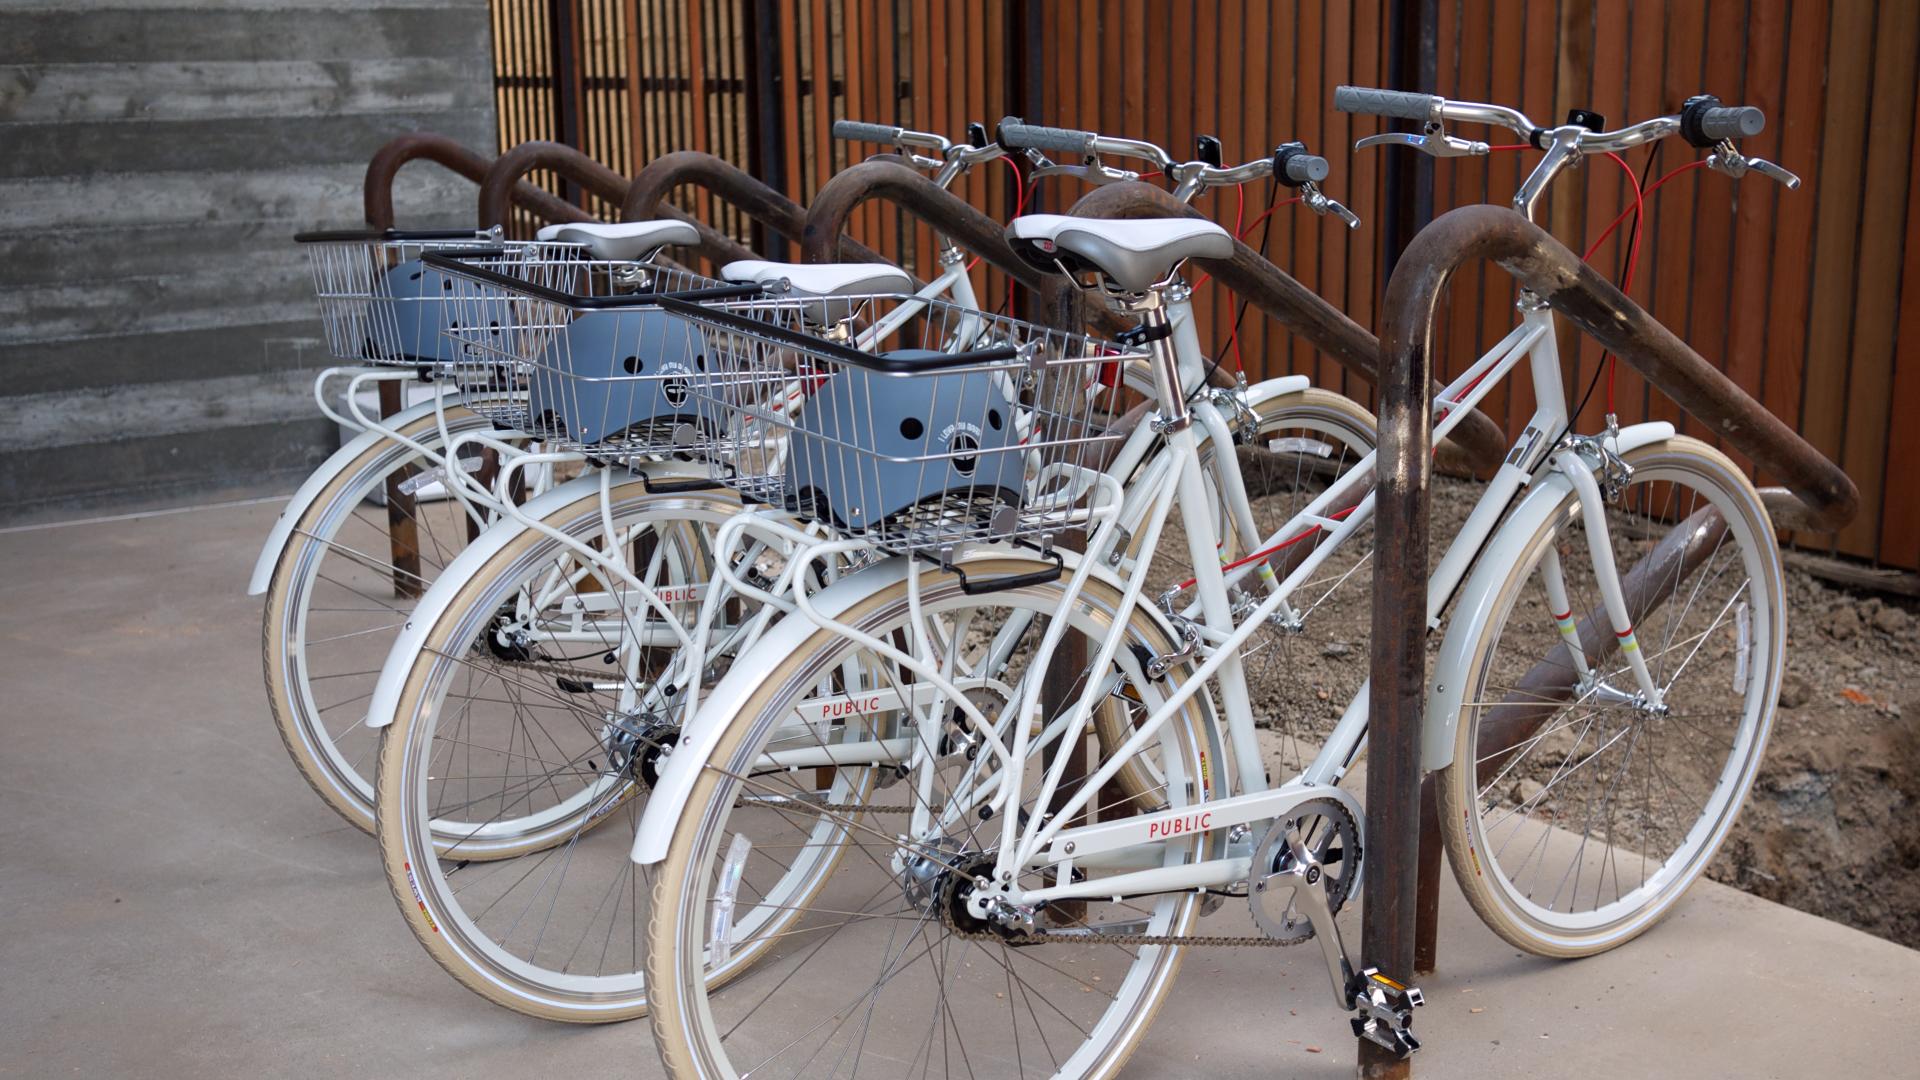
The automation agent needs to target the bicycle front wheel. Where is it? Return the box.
[646,556,1226,1079]
[1437,437,1784,957]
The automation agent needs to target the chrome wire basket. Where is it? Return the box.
[422,253,758,455]
[294,228,587,367]
[658,292,1143,554]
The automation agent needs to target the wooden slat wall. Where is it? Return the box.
[494,0,1918,570]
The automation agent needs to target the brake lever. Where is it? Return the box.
[1707,141,1801,189]
[1300,183,1362,229]
[1027,161,1141,186]
[1354,128,1490,159]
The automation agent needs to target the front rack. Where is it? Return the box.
[661,292,1142,554]
[423,252,757,455]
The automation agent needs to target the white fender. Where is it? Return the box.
[631,547,1164,865]
[361,464,717,730]
[1243,373,1313,410]
[1422,421,1674,770]
[247,398,494,595]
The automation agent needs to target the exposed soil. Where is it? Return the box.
[1150,469,1920,948]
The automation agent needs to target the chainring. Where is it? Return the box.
[1249,797,1362,945]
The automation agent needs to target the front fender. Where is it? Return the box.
[247,398,491,595]
[632,547,1155,865]
[1422,421,1674,770]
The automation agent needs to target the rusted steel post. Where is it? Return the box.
[363,132,580,231]
[1360,210,1435,1079]
[623,150,898,269]
[1059,182,1510,476]
[375,380,424,599]
[793,157,1042,282]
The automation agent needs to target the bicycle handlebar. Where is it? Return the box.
[834,118,1004,178]
[1680,96,1764,145]
[1332,86,1437,122]
[1335,85,1792,215]
[998,119,1175,169]
[831,119,912,145]
[1335,85,1767,153]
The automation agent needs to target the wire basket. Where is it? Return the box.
[423,253,757,455]
[658,292,1143,554]
[294,228,587,366]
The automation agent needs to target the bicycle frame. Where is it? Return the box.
[637,270,1676,916]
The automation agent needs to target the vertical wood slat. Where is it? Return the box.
[1798,0,1875,551]
[1838,0,1920,556]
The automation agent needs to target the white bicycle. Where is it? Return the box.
[635,94,1795,1076]
[361,130,1376,1022]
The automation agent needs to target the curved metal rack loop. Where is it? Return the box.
[362,132,581,231]
[623,150,901,271]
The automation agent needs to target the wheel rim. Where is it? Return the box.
[1460,453,1779,940]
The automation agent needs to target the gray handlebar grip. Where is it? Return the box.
[1284,153,1331,184]
[832,119,899,143]
[998,121,1097,156]
[1333,85,1438,121]
[1698,105,1764,140]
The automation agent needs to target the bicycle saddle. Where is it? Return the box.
[534,220,699,261]
[1007,214,1234,292]
[720,259,913,298]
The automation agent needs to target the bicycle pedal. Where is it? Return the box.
[1347,967,1423,1057]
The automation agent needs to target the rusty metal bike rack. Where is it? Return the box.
[475,141,765,271]
[362,132,581,232]
[1359,203,1858,1077]
[623,150,902,271]
[362,133,597,589]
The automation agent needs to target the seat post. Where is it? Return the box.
[1116,282,1187,431]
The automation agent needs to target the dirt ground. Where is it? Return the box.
[1153,469,1920,949]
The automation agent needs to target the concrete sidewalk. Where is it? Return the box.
[1,498,1914,1078]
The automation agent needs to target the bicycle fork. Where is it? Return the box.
[1546,444,1665,708]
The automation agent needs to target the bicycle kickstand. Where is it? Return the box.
[1255,820,1426,1057]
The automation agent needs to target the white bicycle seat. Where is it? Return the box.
[1007,214,1234,292]
[721,259,913,298]
[534,220,699,261]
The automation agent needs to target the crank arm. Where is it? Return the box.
[1256,823,1425,1058]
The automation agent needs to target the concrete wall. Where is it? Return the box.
[0,1,497,524]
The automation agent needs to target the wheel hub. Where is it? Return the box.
[599,712,678,786]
